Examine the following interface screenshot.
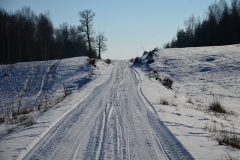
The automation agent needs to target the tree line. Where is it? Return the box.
[0,7,107,64]
[164,0,240,48]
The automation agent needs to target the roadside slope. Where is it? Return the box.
[134,44,240,159]
[0,58,114,159]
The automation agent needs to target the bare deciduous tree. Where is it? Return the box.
[79,9,95,59]
[0,7,109,64]
[184,14,196,39]
[95,31,107,59]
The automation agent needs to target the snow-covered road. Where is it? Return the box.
[23,61,193,160]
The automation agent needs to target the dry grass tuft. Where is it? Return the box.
[209,100,227,114]
[19,115,36,127]
[205,121,240,150]
[162,77,173,89]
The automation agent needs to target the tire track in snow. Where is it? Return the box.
[132,67,194,160]
[36,60,60,98]
[17,67,112,160]
[23,61,193,160]
[18,64,40,99]
[15,64,41,111]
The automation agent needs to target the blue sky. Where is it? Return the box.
[1,0,218,60]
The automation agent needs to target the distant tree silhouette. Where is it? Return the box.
[0,7,107,64]
[37,12,54,61]
[54,23,88,59]
[164,0,240,49]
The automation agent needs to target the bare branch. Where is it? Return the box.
[79,9,95,59]
[94,31,107,59]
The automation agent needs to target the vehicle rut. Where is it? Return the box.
[24,61,193,160]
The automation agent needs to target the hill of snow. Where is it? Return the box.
[134,44,240,159]
[0,57,94,112]
[0,57,114,159]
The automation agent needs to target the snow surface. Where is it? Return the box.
[22,61,193,160]
[0,44,239,160]
[0,57,94,112]
[0,57,113,159]
[135,44,240,159]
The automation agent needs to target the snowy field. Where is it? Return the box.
[135,44,240,159]
[0,57,94,113]
[0,57,114,159]
[0,44,239,160]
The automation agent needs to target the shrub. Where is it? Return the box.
[134,57,139,64]
[20,107,34,115]
[160,99,169,105]
[13,107,34,117]
[147,72,153,79]
[186,97,194,104]
[153,69,158,73]
[0,116,4,124]
[89,58,96,67]
[63,87,72,97]
[134,57,141,64]
[12,111,18,122]
[63,82,72,97]
[209,100,227,114]
[152,47,159,52]
[147,70,161,82]
[172,103,177,107]
[155,76,161,81]
[216,132,240,149]
[9,107,34,125]
[143,51,148,56]
[147,59,154,64]
[19,115,36,127]
[162,77,173,89]
[138,57,142,63]
[106,59,111,65]
[147,52,154,59]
